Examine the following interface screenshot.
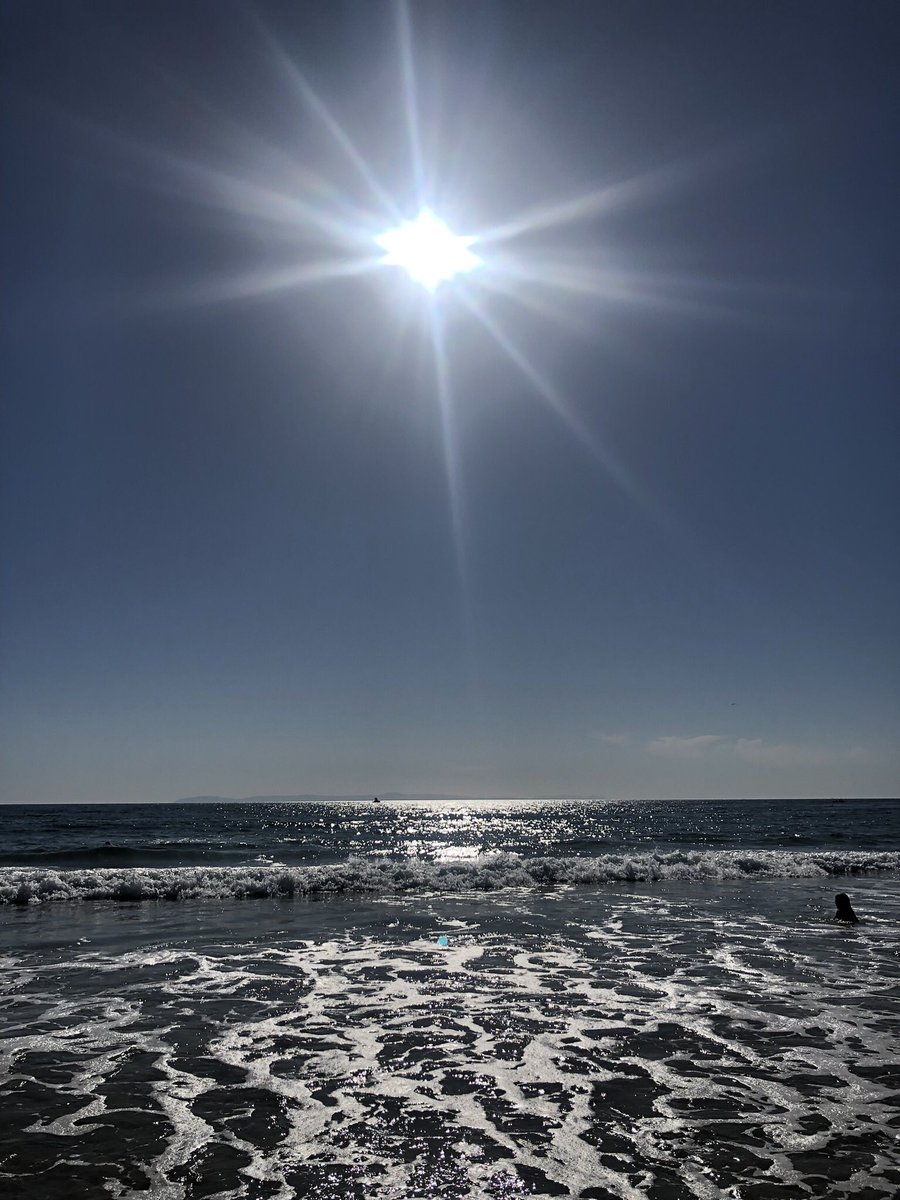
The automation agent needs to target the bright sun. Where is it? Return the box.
[376,209,482,291]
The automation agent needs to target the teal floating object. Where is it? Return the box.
[437,935,450,947]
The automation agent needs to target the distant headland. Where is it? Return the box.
[174,793,608,804]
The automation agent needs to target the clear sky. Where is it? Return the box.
[1,0,898,802]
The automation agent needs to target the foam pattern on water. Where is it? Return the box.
[2,849,900,905]
[1,883,898,1199]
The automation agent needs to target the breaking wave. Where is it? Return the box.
[2,849,899,904]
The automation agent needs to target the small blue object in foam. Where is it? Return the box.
[437,935,450,947]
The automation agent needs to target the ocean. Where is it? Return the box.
[1,798,898,1199]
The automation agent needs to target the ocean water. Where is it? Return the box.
[1,799,898,1199]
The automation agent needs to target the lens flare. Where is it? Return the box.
[377,209,482,291]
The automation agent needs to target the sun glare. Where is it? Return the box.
[376,209,482,291]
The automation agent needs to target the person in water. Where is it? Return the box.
[833,893,859,923]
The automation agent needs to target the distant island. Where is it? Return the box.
[171,794,887,805]
[174,793,607,804]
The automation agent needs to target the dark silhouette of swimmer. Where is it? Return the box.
[833,893,859,923]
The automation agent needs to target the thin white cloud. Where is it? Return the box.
[597,732,628,746]
[847,745,876,763]
[647,733,868,769]
[732,738,830,767]
[647,734,726,759]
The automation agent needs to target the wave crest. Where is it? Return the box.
[2,849,899,904]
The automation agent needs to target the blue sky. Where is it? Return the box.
[1,0,898,801]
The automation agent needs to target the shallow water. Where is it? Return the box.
[2,876,898,1199]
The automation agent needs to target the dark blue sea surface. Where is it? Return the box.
[3,796,899,864]
[0,797,897,904]
[2,799,899,1198]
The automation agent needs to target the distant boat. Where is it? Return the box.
[373,796,381,803]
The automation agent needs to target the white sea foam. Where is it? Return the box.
[2,848,899,904]
[3,882,899,1199]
